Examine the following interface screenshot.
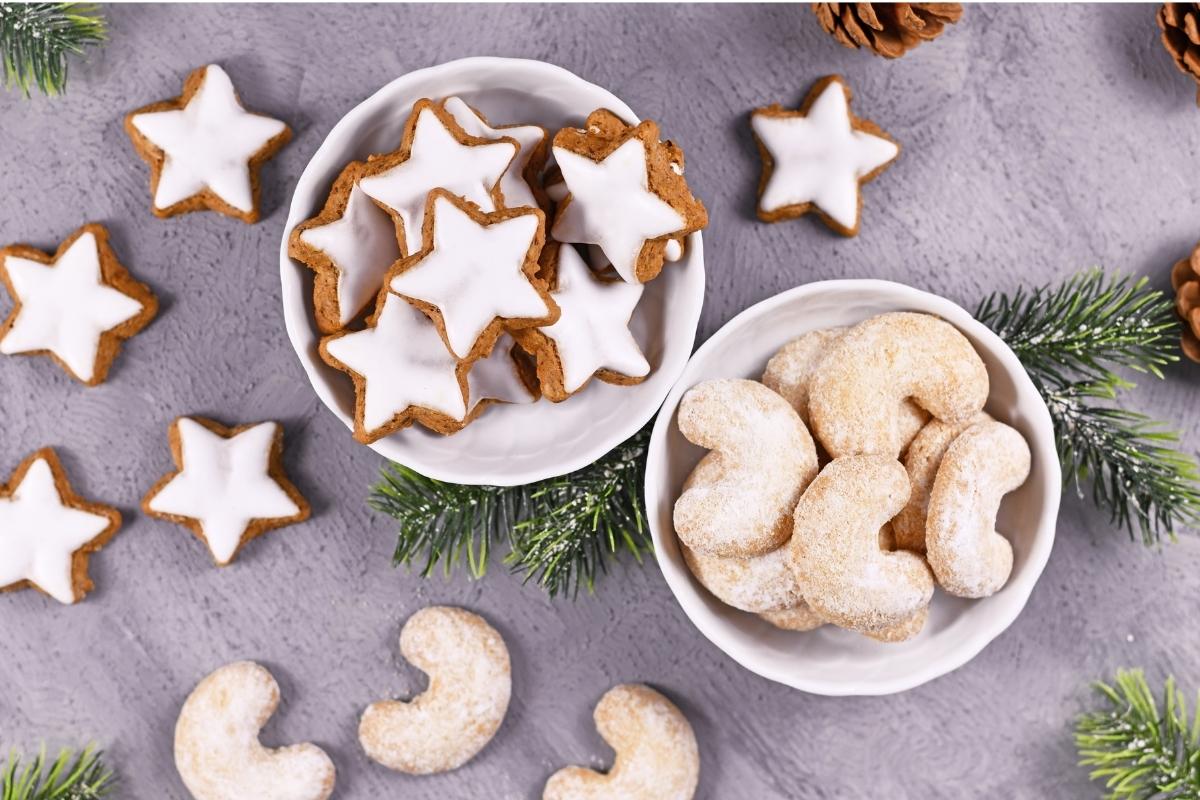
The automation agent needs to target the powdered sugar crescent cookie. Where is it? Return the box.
[893,412,992,552]
[551,109,707,284]
[863,605,928,643]
[141,417,310,566]
[759,602,826,632]
[360,606,510,775]
[442,96,549,211]
[0,223,158,386]
[791,455,934,633]
[125,64,290,223]
[926,420,1031,598]
[809,312,988,458]
[175,661,335,800]
[674,379,819,557]
[0,448,121,605]
[761,327,846,425]
[543,684,699,800]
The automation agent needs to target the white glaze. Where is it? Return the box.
[388,195,549,359]
[751,81,898,230]
[552,137,685,284]
[467,332,535,411]
[0,232,146,382]
[130,65,287,213]
[442,96,544,210]
[146,419,301,565]
[0,457,111,604]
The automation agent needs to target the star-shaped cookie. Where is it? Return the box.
[125,64,291,223]
[516,242,649,401]
[142,417,310,566]
[751,75,900,236]
[358,100,517,253]
[0,223,158,385]
[388,191,556,361]
[0,448,121,605]
[442,96,548,211]
[466,332,539,413]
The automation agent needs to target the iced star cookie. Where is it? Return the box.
[387,190,556,362]
[125,64,291,224]
[551,109,707,284]
[142,417,311,566]
[289,161,404,334]
[320,293,472,442]
[0,448,121,605]
[442,96,549,211]
[515,242,649,402]
[359,99,517,253]
[0,223,158,386]
[751,75,899,236]
[466,332,539,413]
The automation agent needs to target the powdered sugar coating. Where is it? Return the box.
[174,661,335,800]
[543,684,698,800]
[761,327,845,426]
[759,602,825,631]
[926,420,1031,598]
[359,606,511,775]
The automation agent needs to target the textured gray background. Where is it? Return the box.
[1,4,1198,798]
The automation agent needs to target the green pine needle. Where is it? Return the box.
[369,427,651,597]
[1075,669,1200,799]
[1,745,114,800]
[0,3,106,97]
[977,270,1200,544]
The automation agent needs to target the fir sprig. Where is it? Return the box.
[369,427,651,597]
[1,745,114,800]
[0,3,106,97]
[1075,669,1200,799]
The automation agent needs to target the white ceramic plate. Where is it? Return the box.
[645,280,1061,696]
[280,57,705,486]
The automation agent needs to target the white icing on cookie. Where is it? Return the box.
[323,293,467,432]
[467,332,535,412]
[664,238,684,262]
[388,195,549,359]
[145,419,302,565]
[358,105,515,251]
[129,65,287,214]
[751,81,898,230]
[442,96,544,210]
[0,231,146,383]
[0,456,112,604]
[299,184,401,327]
[552,138,686,284]
[541,245,648,393]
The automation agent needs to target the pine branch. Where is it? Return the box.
[1075,669,1200,799]
[0,4,106,97]
[1,745,114,800]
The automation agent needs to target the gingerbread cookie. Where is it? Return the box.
[359,99,517,253]
[0,448,120,605]
[142,417,310,566]
[442,96,548,211]
[288,161,403,334]
[0,223,158,386]
[551,109,707,284]
[360,606,511,775]
[175,661,335,800]
[125,64,290,223]
[750,75,899,236]
[515,242,648,401]
[674,379,819,557]
[543,684,699,800]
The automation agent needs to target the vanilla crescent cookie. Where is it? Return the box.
[442,96,548,211]
[791,455,934,633]
[674,379,819,557]
[543,684,699,800]
[175,661,335,800]
[926,420,1031,598]
[808,312,988,458]
[759,603,826,632]
[360,606,510,775]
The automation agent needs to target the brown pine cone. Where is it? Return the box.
[812,3,963,59]
[1158,3,1200,104]
[1171,244,1200,362]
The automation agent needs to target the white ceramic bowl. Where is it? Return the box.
[280,57,705,486]
[646,280,1061,696]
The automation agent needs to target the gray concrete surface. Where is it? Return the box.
[2,4,1199,798]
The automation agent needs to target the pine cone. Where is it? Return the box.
[1158,3,1200,104]
[812,3,963,59]
[1171,244,1200,362]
